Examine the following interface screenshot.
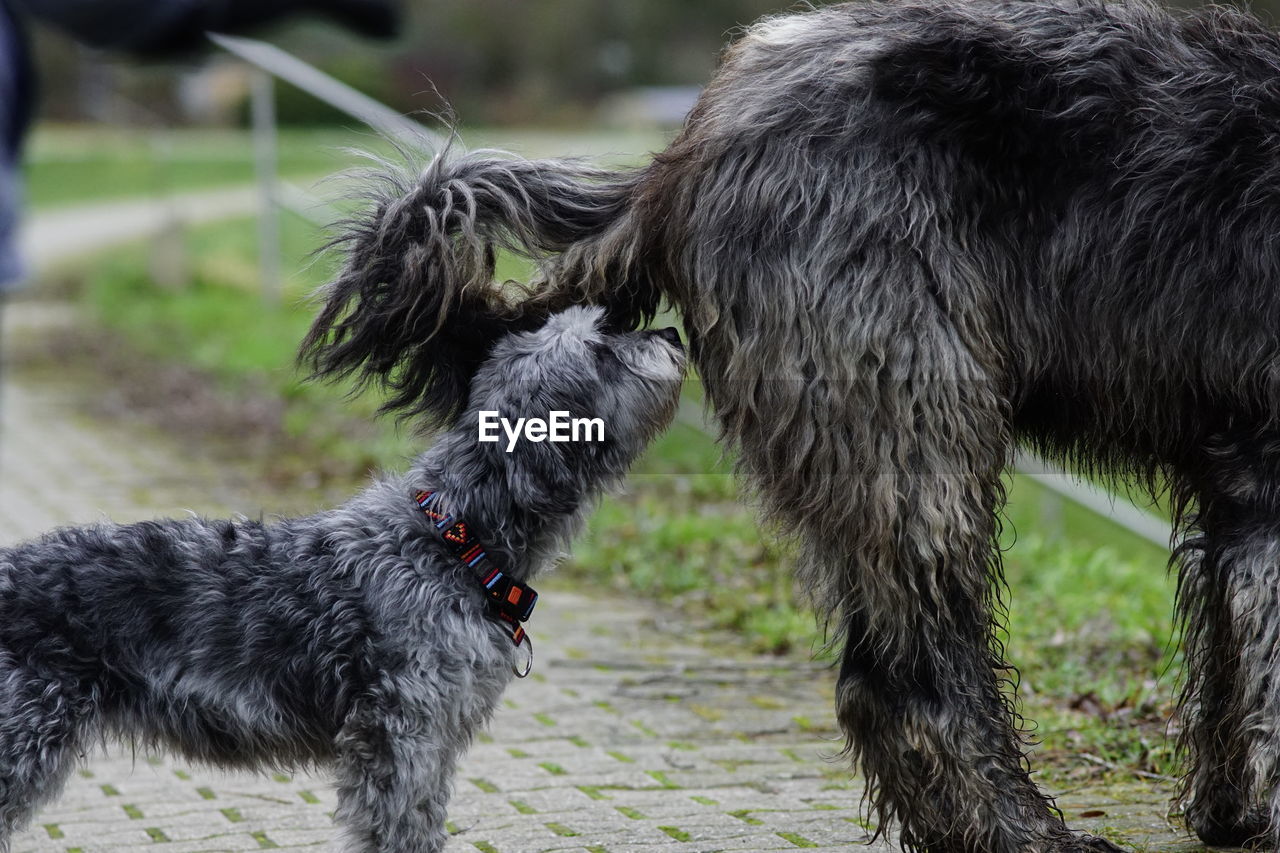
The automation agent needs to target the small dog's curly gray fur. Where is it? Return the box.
[0,306,684,853]
[300,1,1280,850]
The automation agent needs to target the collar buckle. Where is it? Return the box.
[481,567,539,623]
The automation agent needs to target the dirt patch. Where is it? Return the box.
[6,302,377,505]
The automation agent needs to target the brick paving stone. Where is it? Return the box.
[1,300,1201,852]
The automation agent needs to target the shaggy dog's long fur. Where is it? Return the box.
[0,307,684,853]
[298,1,1280,850]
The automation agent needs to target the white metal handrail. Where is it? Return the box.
[1013,451,1171,550]
[209,32,442,301]
[209,33,442,147]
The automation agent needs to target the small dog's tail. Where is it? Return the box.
[302,146,648,426]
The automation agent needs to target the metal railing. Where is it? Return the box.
[210,34,440,145]
[209,33,442,302]
[212,34,1175,554]
[674,403,1172,552]
[1013,452,1171,550]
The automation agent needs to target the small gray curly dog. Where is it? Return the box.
[0,306,684,853]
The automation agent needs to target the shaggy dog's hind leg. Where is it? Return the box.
[1178,435,1280,848]
[691,232,1120,848]
[0,671,90,853]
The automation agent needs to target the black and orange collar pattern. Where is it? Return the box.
[413,490,538,676]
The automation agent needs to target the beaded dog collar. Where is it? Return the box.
[413,490,538,677]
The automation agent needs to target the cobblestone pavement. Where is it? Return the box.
[1,301,1203,852]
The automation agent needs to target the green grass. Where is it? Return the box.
[76,212,541,480]
[23,125,669,210]
[23,126,382,209]
[56,202,1179,782]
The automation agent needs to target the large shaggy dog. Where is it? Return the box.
[301,0,1280,850]
[0,308,685,853]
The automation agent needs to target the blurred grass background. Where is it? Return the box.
[23,128,354,208]
[23,125,673,210]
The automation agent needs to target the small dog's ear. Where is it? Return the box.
[492,363,588,516]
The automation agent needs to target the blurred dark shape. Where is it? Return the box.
[0,0,401,292]
[316,0,400,41]
[13,0,401,55]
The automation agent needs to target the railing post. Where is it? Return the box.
[250,68,283,304]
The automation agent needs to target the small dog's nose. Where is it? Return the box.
[655,327,683,348]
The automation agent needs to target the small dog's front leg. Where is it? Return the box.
[332,695,473,853]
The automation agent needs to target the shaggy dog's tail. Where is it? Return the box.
[302,147,650,426]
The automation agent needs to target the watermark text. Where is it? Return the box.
[478,411,605,452]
